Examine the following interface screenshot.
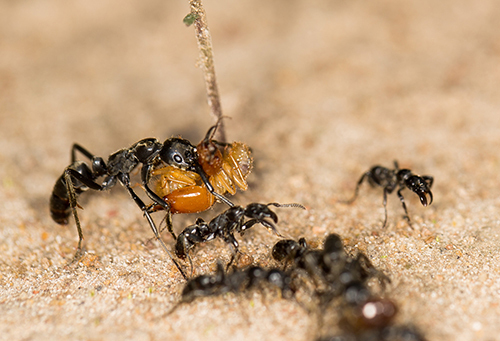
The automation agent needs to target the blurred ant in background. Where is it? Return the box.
[273,235,425,341]
[272,234,390,302]
[342,161,433,228]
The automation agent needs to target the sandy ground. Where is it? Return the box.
[1,0,500,340]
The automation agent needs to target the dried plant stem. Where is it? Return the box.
[187,0,226,142]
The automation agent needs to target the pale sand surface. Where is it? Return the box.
[1,1,499,340]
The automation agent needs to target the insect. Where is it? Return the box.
[147,122,253,237]
[318,295,426,341]
[180,262,293,303]
[342,161,434,228]
[272,234,390,304]
[274,235,419,341]
[50,135,233,278]
[175,202,305,273]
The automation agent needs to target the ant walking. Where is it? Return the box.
[342,161,433,228]
[50,135,234,279]
[179,262,293,303]
[174,202,305,274]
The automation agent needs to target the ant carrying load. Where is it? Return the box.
[50,131,234,279]
[147,121,253,239]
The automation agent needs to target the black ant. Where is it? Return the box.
[175,202,305,273]
[179,262,293,304]
[272,234,390,305]
[148,121,252,216]
[342,161,433,228]
[273,235,423,341]
[50,135,234,278]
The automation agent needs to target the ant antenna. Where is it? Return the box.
[268,202,306,210]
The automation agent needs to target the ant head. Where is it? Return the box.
[406,175,433,206]
[160,138,199,172]
[244,203,278,223]
[323,234,343,254]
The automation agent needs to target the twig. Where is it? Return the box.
[185,0,226,143]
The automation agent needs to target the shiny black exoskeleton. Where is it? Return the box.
[50,138,234,278]
[180,262,293,303]
[175,202,305,269]
[343,161,433,228]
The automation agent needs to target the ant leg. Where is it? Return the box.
[224,234,241,271]
[396,188,413,228]
[342,172,369,204]
[63,170,85,263]
[226,247,246,272]
[187,253,194,278]
[71,143,95,162]
[356,253,391,289]
[161,211,177,240]
[164,210,177,240]
[124,185,187,280]
[63,168,104,263]
[382,187,390,228]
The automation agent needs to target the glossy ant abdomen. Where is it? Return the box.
[343,161,433,228]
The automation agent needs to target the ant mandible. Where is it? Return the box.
[147,121,253,238]
[50,134,234,279]
[175,202,305,274]
[342,161,434,228]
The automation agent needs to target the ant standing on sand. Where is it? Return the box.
[342,161,433,228]
[175,202,305,274]
[179,262,293,303]
[50,133,234,279]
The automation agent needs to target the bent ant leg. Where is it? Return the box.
[224,234,242,271]
[382,187,391,228]
[63,171,84,263]
[396,188,413,228]
[145,203,177,240]
[125,185,187,280]
[356,253,391,290]
[63,168,103,264]
[342,172,370,204]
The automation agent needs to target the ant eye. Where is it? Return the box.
[173,154,183,164]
